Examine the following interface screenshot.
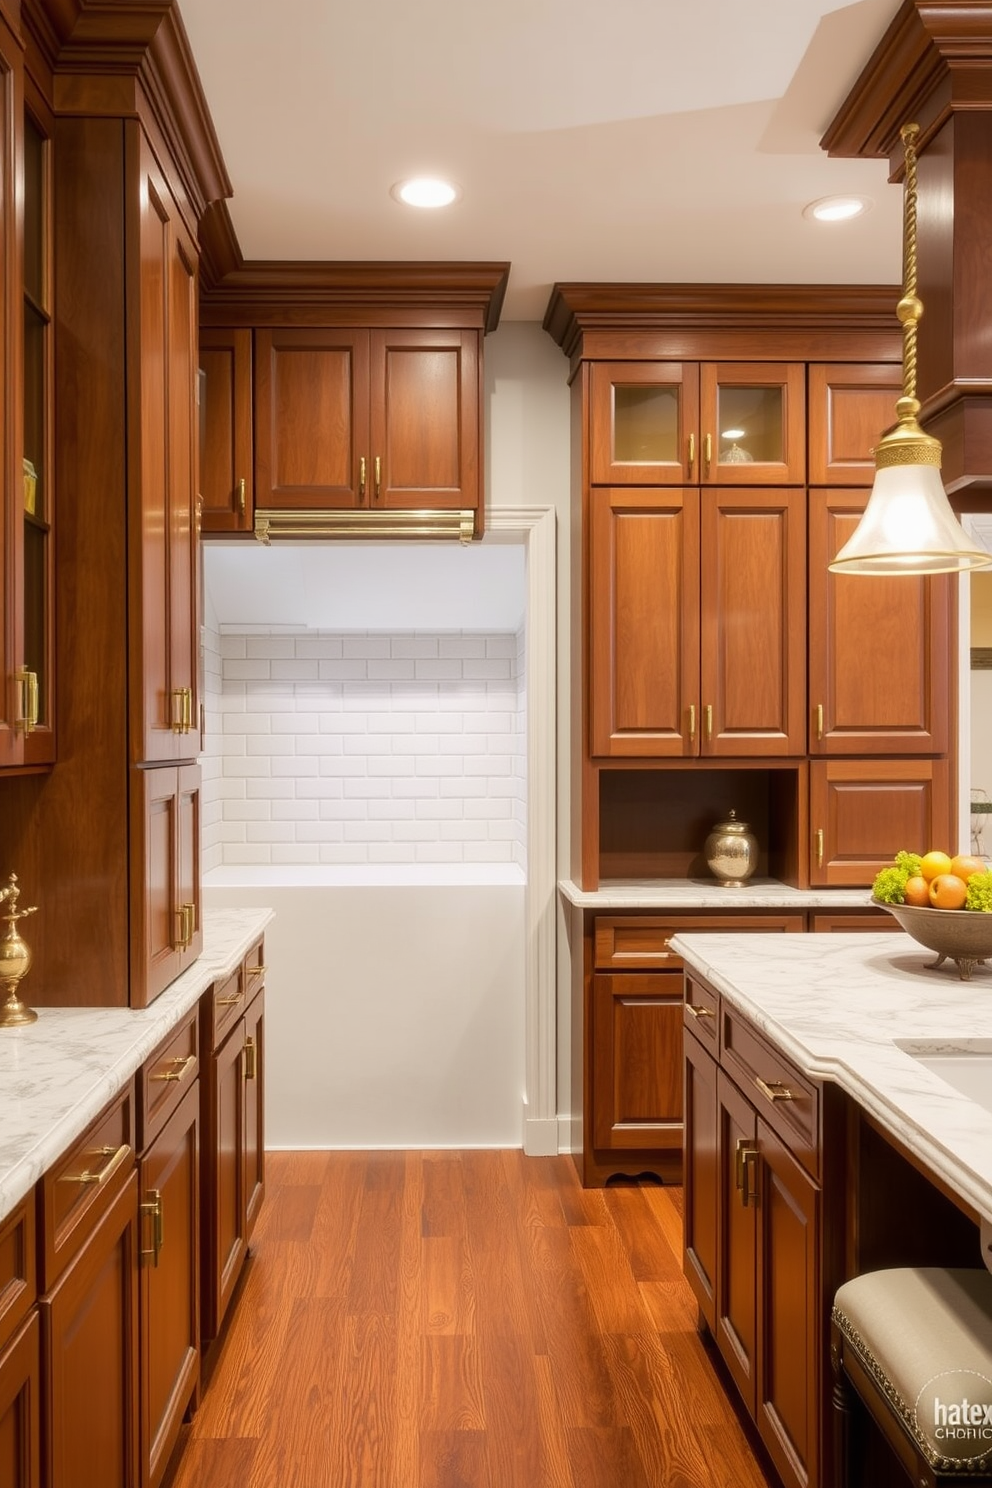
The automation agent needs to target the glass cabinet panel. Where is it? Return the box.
[715,384,784,465]
[590,362,699,485]
[701,363,805,485]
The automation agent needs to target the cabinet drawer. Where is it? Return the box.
[594,913,805,972]
[0,1199,35,1355]
[204,966,245,1053]
[137,1008,199,1149]
[244,938,266,1000]
[40,1084,135,1290]
[721,1008,819,1178]
[683,975,718,1048]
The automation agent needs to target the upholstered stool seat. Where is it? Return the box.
[831,1268,992,1486]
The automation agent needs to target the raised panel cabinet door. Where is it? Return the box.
[202,1019,247,1343]
[243,986,265,1240]
[369,329,480,514]
[808,489,950,754]
[589,487,701,756]
[0,1312,40,1488]
[134,766,180,1007]
[254,328,370,509]
[166,211,201,760]
[755,1120,820,1488]
[139,1083,199,1488]
[177,763,202,972]
[809,758,951,887]
[591,973,684,1152]
[0,15,24,769]
[807,363,900,485]
[716,1070,757,1414]
[699,363,805,485]
[42,1171,140,1488]
[699,489,806,756]
[588,362,700,485]
[199,328,253,533]
[683,1028,719,1333]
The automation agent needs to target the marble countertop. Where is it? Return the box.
[560,878,878,909]
[670,930,992,1228]
[0,907,273,1226]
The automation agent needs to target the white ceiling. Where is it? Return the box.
[179,0,906,321]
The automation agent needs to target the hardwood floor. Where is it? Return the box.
[169,1151,775,1488]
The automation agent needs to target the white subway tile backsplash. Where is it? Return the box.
[201,627,526,871]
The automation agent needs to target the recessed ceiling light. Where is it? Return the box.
[391,177,461,209]
[803,195,871,223]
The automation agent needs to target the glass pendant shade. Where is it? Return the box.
[829,460,992,575]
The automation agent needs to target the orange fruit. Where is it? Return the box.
[903,875,930,907]
[928,873,968,910]
[950,854,985,883]
[920,850,952,883]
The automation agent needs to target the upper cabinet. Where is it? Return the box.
[198,261,509,541]
[588,361,805,486]
[807,364,900,485]
[0,19,55,771]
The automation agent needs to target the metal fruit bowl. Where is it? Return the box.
[871,897,992,980]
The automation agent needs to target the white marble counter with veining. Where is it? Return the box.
[559,878,878,909]
[0,907,273,1225]
[670,930,992,1227]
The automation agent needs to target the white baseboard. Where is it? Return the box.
[522,1115,559,1157]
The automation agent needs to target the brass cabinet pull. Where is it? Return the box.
[685,1002,714,1020]
[359,455,366,500]
[815,828,824,869]
[703,433,712,475]
[171,689,186,732]
[140,1189,163,1265]
[755,1076,797,1103]
[688,704,696,744]
[175,903,195,949]
[216,988,244,1007]
[374,455,382,502]
[244,1034,257,1081]
[14,670,38,733]
[237,476,246,517]
[687,432,695,475]
[741,1144,759,1207]
[815,703,823,741]
[151,1054,196,1084]
[183,688,193,733]
[59,1142,130,1187]
[247,963,266,980]
[704,703,713,742]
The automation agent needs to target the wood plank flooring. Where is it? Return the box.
[169,1151,775,1488]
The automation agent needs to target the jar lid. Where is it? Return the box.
[711,809,751,833]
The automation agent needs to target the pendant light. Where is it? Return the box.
[829,123,992,576]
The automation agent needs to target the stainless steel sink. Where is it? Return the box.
[895,1039,992,1115]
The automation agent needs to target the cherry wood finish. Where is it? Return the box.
[41,1171,140,1488]
[683,1028,720,1333]
[40,1084,135,1291]
[139,1080,199,1488]
[199,328,253,533]
[0,1201,35,1357]
[254,326,480,519]
[699,362,806,485]
[808,488,950,756]
[0,1312,40,1488]
[807,363,900,485]
[132,764,202,1009]
[809,910,902,932]
[200,946,265,1346]
[137,1008,198,1151]
[591,972,684,1152]
[809,757,951,887]
[589,361,698,484]
[716,1067,758,1410]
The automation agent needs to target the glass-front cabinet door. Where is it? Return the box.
[590,362,700,484]
[699,363,805,485]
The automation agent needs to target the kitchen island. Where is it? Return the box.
[673,927,992,1488]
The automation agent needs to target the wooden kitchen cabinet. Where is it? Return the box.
[254,326,480,518]
[200,943,265,1344]
[808,488,950,756]
[133,764,203,1008]
[199,327,253,534]
[39,1087,140,1488]
[590,486,806,757]
[0,1195,39,1488]
[807,363,900,485]
[809,757,951,886]
[685,987,826,1488]
[589,360,805,486]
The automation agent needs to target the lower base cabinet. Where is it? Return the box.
[684,977,835,1488]
[0,1311,40,1488]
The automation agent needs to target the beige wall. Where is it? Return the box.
[972,573,992,646]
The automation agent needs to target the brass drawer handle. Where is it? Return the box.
[815,828,824,869]
[238,476,246,517]
[755,1076,797,1103]
[688,704,696,744]
[704,703,713,742]
[815,702,824,741]
[246,964,266,979]
[244,1034,257,1081]
[59,1142,130,1187]
[374,455,382,501]
[739,1142,759,1206]
[216,988,244,1007]
[687,432,695,475]
[359,455,366,500]
[703,432,712,475]
[140,1189,163,1265]
[685,1003,715,1020]
[151,1054,196,1084]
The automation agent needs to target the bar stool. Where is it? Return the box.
[832,1268,992,1486]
